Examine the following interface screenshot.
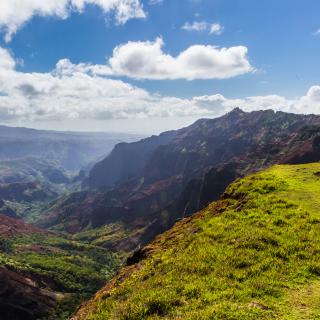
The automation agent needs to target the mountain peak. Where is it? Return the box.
[227,107,245,116]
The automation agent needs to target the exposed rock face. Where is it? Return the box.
[40,109,320,252]
[282,135,320,164]
[0,267,61,320]
[0,214,46,237]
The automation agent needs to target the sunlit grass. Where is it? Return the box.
[79,163,320,320]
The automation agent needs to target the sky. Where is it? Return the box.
[0,0,319,134]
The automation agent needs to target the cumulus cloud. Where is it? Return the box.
[193,88,320,116]
[0,46,319,125]
[0,46,207,122]
[0,47,16,70]
[53,37,252,81]
[0,0,146,41]
[182,21,223,35]
[303,86,320,102]
[102,37,252,80]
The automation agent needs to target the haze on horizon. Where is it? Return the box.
[0,0,319,134]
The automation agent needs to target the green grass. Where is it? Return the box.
[77,163,320,320]
[73,223,130,248]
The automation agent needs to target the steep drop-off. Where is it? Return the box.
[73,163,320,320]
[88,131,175,189]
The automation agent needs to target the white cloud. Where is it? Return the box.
[182,21,223,35]
[148,0,164,5]
[313,29,320,36]
[0,46,319,126]
[0,46,207,122]
[210,23,223,35]
[103,37,252,80]
[304,86,320,102]
[0,47,16,70]
[193,88,320,116]
[0,0,146,42]
[182,21,208,32]
[46,37,252,81]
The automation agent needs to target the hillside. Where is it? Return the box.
[0,158,74,222]
[0,215,120,320]
[72,163,320,319]
[87,131,176,189]
[40,109,320,253]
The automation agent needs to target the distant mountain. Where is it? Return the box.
[39,109,320,252]
[87,131,176,189]
[72,163,320,320]
[0,157,74,221]
[0,125,143,171]
[0,126,142,221]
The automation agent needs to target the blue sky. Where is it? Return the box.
[0,0,319,133]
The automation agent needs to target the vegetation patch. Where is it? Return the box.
[0,232,121,319]
[74,163,320,320]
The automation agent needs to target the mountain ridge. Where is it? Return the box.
[39,109,320,253]
[0,124,143,171]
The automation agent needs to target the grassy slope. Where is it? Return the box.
[74,163,320,320]
[0,232,121,319]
